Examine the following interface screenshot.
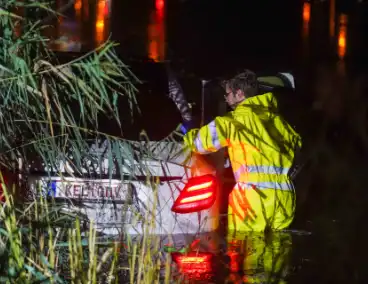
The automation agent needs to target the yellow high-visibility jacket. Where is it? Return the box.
[183,92,302,231]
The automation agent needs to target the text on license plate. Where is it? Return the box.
[39,180,131,201]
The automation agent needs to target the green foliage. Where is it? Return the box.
[0,0,142,176]
[0,1,176,283]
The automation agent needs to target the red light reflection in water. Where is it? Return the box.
[148,0,165,62]
[171,252,214,281]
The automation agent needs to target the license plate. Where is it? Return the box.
[34,178,132,203]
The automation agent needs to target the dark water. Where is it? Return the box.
[52,0,368,72]
[49,0,368,283]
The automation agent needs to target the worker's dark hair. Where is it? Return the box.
[221,69,259,98]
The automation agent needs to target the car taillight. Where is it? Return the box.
[171,174,217,214]
[171,252,213,274]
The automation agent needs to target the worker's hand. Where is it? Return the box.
[179,120,194,134]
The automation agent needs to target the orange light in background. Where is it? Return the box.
[338,32,346,48]
[302,2,311,40]
[74,0,82,15]
[148,0,166,62]
[95,0,107,46]
[303,2,310,22]
[96,20,104,29]
[337,14,347,59]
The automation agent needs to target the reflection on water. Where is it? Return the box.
[338,14,347,59]
[46,0,110,52]
[95,0,110,46]
[337,13,348,75]
[226,231,292,284]
[18,0,352,66]
[148,0,166,62]
[74,0,82,19]
[10,0,361,67]
[302,2,311,59]
[302,2,310,38]
[171,231,293,283]
[45,0,165,56]
[302,0,350,64]
[303,2,311,24]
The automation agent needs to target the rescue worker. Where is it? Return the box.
[180,70,301,283]
[181,69,302,232]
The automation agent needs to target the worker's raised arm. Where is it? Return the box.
[183,116,230,154]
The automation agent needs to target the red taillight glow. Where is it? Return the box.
[180,192,213,203]
[171,175,217,214]
[156,0,164,11]
[171,252,213,273]
[187,181,213,191]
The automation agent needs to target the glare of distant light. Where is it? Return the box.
[338,34,346,48]
[303,2,310,22]
[74,0,82,11]
[156,0,164,11]
[95,0,107,46]
[302,2,310,40]
[337,14,347,59]
[75,0,82,21]
[148,40,159,62]
[148,0,166,62]
[96,20,104,29]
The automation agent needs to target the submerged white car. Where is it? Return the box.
[24,64,296,239]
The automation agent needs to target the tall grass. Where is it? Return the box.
[0,175,176,283]
[0,1,177,283]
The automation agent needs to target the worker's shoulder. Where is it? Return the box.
[232,103,254,117]
[216,110,249,125]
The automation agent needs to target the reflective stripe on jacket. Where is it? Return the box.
[183,92,302,190]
